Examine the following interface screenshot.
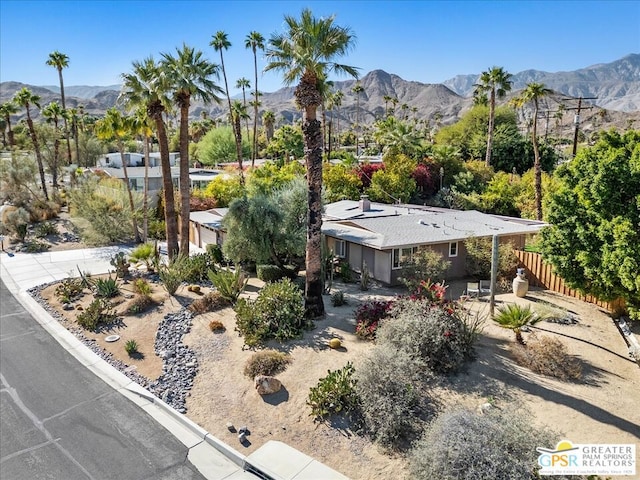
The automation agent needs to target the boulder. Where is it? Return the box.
[254,375,282,395]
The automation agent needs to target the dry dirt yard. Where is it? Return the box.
[37,267,640,480]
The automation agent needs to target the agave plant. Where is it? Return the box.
[493,304,541,345]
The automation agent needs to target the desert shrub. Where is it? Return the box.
[129,243,156,272]
[34,221,59,238]
[360,261,371,291]
[338,261,353,283]
[409,407,558,480]
[355,345,430,449]
[243,350,291,378]
[208,267,247,304]
[464,236,518,280]
[132,278,152,296]
[181,252,217,283]
[208,320,225,332]
[308,362,360,419]
[206,243,225,264]
[354,299,394,340]
[55,278,85,303]
[379,298,475,374]
[158,257,185,295]
[147,219,166,240]
[92,275,120,298]
[110,252,130,278]
[76,298,116,331]
[126,294,154,315]
[234,278,307,346]
[399,248,451,294]
[331,290,347,307]
[4,207,30,241]
[189,291,231,315]
[22,240,50,253]
[257,264,287,282]
[512,335,582,380]
[125,339,138,355]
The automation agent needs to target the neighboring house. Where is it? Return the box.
[189,169,223,190]
[92,166,179,207]
[97,152,180,169]
[188,208,228,249]
[322,197,546,286]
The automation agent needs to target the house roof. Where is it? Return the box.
[322,200,546,250]
[189,208,228,229]
[95,166,179,179]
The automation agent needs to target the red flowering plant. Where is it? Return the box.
[354,299,394,340]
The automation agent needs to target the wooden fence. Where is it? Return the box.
[514,250,625,312]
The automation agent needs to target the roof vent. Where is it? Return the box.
[359,195,371,212]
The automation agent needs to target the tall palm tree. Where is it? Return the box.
[120,57,179,259]
[265,8,358,318]
[14,88,48,200]
[41,101,65,189]
[473,66,512,167]
[231,100,249,173]
[46,51,73,164]
[67,107,81,166]
[332,89,344,149]
[129,110,154,242]
[95,108,141,243]
[210,31,244,183]
[382,94,392,118]
[245,31,265,167]
[0,101,19,148]
[518,82,552,221]
[262,110,275,143]
[235,77,251,138]
[161,44,223,254]
[351,82,364,155]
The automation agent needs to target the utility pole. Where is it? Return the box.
[563,96,597,157]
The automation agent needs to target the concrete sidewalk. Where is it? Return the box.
[0,246,349,480]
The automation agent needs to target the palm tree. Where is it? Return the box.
[210,31,244,182]
[494,304,541,345]
[120,57,179,259]
[245,31,265,167]
[235,77,251,139]
[231,100,249,173]
[95,108,141,243]
[332,89,344,149]
[382,95,392,117]
[46,51,73,164]
[14,88,48,200]
[129,111,154,242]
[351,82,364,155]
[161,44,223,254]
[518,82,552,220]
[265,8,358,318]
[474,67,512,167]
[0,101,19,148]
[262,110,275,143]
[41,101,65,189]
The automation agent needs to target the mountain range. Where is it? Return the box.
[2,54,639,134]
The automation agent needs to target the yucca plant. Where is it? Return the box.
[92,275,120,298]
[493,304,541,345]
[125,339,138,355]
[208,267,247,304]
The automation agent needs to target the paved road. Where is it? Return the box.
[0,279,207,480]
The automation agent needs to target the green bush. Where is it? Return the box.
[77,298,115,331]
[398,248,451,294]
[331,291,347,307]
[354,299,393,340]
[125,339,138,355]
[125,294,154,315]
[409,407,558,480]
[188,291,230,315]
[158,257,184,295]
[338,261,353,283]
[181,252,217,283]
[234,278,307,346]
[379,298,476,374]
[4,207,30,241]
[464,236,518,280]
[257,264,287,282]
[132,278,152,296]
[206,243,225,264]
[55,278,85,303]
[129,243,156,272]
[147,219,166,240]
[92,276,120,298]
[308,362,360,419]
[208,267,247,304]
[243,350,291,378]
[22,240,50,253]
[34,221,59,238]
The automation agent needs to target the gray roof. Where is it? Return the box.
[322,201,545,249]
[189,208,228,229]
[95,166,179,179]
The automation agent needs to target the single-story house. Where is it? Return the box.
[322,197,546,286]
[97,152,180,169]
[188,208,228,249]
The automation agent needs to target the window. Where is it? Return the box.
[334,239,346,258]
[449,242,458,257]
[392,246,418,269]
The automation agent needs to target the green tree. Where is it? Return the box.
[473,67,512,167]
[120,57,179,258]
[262,110,276,144]
[265,8,358,317]
[46,50,72,163]
[0,101,19,148]
[14,88,48,200]
[245,31,265,167]
[323,163,362,202]
[41,101,65,189]
[198,125,250,166]
[265,124,304,161]
[373,116,424,160]
[201,174,244,207]
[367,153,417,203]
[517,82,552,220]
[94,108,141,242]
[541,130,640,319]
[235,77,251,138]
[246,160,305,196]
[161,44,223,254]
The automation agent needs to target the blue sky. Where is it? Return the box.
[1,0,638,95]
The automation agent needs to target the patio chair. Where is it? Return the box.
[465,282,480,297]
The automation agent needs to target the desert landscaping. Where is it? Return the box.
[27,228,640,480]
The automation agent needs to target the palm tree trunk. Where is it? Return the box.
[179,103,191,255]
[153,111,179,259]
[252,49,259,168]
[6,117,14,148]
[58,69,73,164]
[485,88,496,167]
[143,134,150,242]
[234,116,244,183]
[533,100,542,221]
[26,113,48,200]
[119,143,141,243]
